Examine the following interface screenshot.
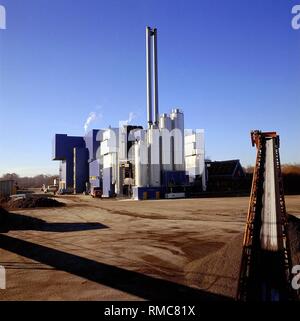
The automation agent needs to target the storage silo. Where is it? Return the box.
[134,140,148,187]
[159,113,173,171]
[101,128,119,197]
[170,108,185,171]
[148,126,161,187]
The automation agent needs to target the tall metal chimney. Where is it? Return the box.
[152,28,159,126]
[146,27,153,128]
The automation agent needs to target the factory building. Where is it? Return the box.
[53,126,142,195]
[185,130,206,191]
[132,28,189,199]
[52,134,88,193]
[205,159,246,192]
[52,27,207,199]
[84,129,103,189]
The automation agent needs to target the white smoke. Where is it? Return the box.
[127,112,136,124]
[119,112,137,127]
[84,110,102,133]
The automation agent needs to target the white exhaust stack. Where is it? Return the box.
[145,26,161,187]
[152,28,159,127]
[146,27,153,128]
[145,26,159,128]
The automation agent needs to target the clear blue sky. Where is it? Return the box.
[0,0,299,176]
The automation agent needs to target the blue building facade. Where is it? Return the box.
[52,134,89,193]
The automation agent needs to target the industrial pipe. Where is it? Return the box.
[146,27,153,128]
[152,28,159,127]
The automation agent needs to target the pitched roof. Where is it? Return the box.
[206,160,244,177]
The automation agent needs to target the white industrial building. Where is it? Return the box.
[53,26,207,200]
[94,27,206,200]
[185,130,206,191]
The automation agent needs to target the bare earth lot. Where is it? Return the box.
[0,195,300,301]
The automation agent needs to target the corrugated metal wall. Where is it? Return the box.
[0,180,15,197]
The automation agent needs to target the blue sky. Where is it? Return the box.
[0,0,299,176]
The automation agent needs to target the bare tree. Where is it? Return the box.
[0,173,59,189]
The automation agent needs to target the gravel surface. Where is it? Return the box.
[0,195,299,300]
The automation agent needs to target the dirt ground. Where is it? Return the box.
[0,195,300,301]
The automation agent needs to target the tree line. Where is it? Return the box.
[244,164,300,195]
[0,173,59,189]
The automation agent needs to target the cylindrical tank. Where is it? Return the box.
[148,126,161,187]
[159,113,172,130]
[134,141,148,187]
[159,113,173,171]
[170,108,185,171]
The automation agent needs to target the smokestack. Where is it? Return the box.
[146,27,153,128]
[152,28,159,126]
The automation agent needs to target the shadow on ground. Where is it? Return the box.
[0,209,108,233]
[0,233,231,301]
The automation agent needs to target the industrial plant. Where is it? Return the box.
[1,19,300,305]
[52,27,207,200]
